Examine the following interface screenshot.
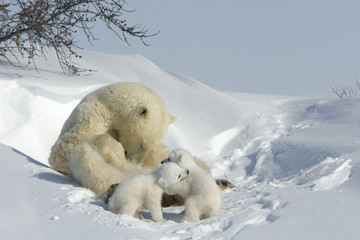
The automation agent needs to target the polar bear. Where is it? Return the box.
[49,82,233,204]
[107,162,189,222]
[49,82,176,198]
[162,149,222,222]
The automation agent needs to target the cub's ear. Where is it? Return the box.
[169,114,176,124]
[157,178,167,188]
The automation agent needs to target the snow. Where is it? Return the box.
[1,50,360,239]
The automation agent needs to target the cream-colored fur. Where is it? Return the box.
[162,149,222,222]
[48,82,175,197]
[107,162,189,222]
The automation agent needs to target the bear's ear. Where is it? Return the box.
[178,153,184,163]
[169,114,176,124]
[157,178,167,188]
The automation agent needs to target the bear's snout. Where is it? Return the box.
[161,158,169,164]
[186,170,189,174]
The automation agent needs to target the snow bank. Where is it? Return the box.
[1,51,360,239]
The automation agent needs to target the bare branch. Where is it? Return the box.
[0,0,158,74]
[329,81,359,99]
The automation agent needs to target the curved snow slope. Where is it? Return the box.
[1,50,360,239]
[0,51,245,165]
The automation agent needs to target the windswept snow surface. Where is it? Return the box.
[1,51,360,239]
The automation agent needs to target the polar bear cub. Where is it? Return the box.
[162,149,222,222]
[107,162,189,222]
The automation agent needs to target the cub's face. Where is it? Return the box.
[161,148,194,169]
[157,162,189,189]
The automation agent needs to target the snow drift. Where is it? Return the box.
[1,50,360,239]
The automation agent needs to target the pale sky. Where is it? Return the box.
[79,0,360,97]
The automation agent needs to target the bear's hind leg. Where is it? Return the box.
[120,202,141,219]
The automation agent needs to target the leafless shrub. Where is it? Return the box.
[329,79,360,99]
[0,0,158,74]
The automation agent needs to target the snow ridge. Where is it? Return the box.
[1,51,360,239]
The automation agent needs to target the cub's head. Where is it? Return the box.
[161,148,195,169]
[157,162,189,189]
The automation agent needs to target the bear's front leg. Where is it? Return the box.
[148,203,164,222]
[69,133,128,198]
[86,133,126,169]
[146,192,165,222]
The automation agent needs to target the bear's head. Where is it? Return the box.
[161,148,196,169]
[99,82,175,165]
[157,162,189,189]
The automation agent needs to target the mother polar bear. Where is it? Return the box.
[48,82,214,201]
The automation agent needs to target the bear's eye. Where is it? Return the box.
[178,174,181,179]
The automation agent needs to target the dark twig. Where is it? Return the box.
[0,0,158,74]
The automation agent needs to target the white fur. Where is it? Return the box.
[49,82,176,198]
[162,149,222,222]
[107,162,189,222]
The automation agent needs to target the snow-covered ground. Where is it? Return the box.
[1,51,360,239]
